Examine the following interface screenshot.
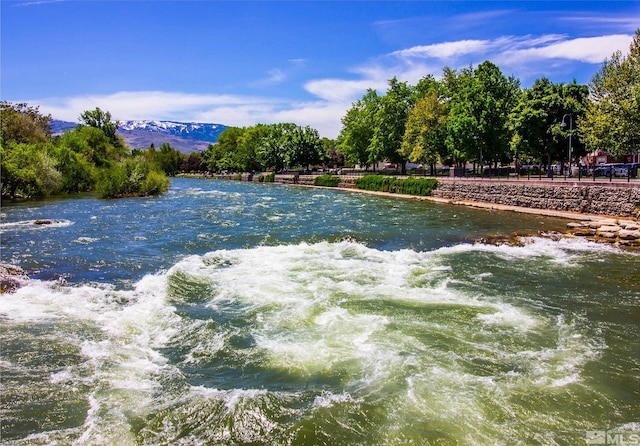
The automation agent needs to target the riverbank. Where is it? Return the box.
[296,182,640,246]
[177,172,640,245]
[181,173,639,219]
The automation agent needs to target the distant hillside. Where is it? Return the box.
[51,119,227,153]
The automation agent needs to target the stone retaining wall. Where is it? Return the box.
[433,181,640,217]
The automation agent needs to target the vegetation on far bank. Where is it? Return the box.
[0,105,170,199]
[354,175,438,196]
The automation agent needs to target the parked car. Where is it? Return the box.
[613,165,629,177]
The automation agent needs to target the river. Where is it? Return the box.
[1,177,638,445]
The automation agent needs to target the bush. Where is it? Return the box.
[96,157,169,198]
[314,174,340,187]
[260,172,276,183]
[96,164,128,198]
[354,174,392,192]
[396,176,438,196]
[354,175,438,196]
[140,170,170,196]
[232,173,242,181]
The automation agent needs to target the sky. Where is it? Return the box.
[1,1,639,138]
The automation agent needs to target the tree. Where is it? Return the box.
[59,125,118,167]
[79,107,124,150]
[510,78,589,170]
[258,123,297,171]
[370,77,415,172]
[1,142,61,199]
[53,144,96,193]
[179,152,202,173]
[400,93,448,171]
[443,62,520,169]
[287,125,324,169]
[338,89,380,168]
[323,138,343,168]
[0,101,51,145]
[151,142,181,176]
[238,124,271,172]
[580,29,640,158]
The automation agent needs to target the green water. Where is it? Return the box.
[1,178,638,445]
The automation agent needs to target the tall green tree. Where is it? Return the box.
[238,124,271,172]
[580,29,640,158]
[370,77,415,172]
[443,62,520,168]
[258,123,296,171]
[510,78,588,169]
[0,102,51,145]
[1,142,61,199]
[288,125,324,169]
[79,107,124,150]
[338,89,380,168]
[400,92,448,170]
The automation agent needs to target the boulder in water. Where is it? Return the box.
[0,263,28,293]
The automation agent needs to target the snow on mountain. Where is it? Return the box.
[118,120,227,143]
[51,119,228,153]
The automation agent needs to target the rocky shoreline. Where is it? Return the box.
[566,218,640,246]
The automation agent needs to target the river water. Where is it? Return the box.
[1,177,638,445]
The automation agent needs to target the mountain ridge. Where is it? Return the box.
[51,119,227,153]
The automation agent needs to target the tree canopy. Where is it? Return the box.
[0,103,169,200]
[580,28,640,158]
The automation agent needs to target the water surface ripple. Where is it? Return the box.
[1,178,638,445]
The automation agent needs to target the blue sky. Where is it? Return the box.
[2,1,638,138]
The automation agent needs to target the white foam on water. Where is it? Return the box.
[2,237,618,444]
[0,218,74,233]
[435,234,620,266]
[0,271,190,444]
[312,391,358,408]
[476,302,539,330]
[74,236,100,244]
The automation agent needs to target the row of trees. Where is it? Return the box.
[0,104,170,199]
[339,29,640,174]
[199,123,340,174]
[339,64,589,174]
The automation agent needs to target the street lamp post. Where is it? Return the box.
[561,114,573,177]
[474,135,482,177]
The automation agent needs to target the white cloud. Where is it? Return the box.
[393,39,492,59]
[391,33,633,67]
[32,90,349,139]
[498,34,634,64]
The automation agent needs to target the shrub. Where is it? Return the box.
[261,172,276,183]
[96,164,128,198]
[232,173,243,181]
[396,177,438,196]
[354,174,392,192]
[314,174,340,187]
[96,157,169,198]
[140,170,170,196]
[354,175,438,196]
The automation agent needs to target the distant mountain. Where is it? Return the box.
[50,119,227,153]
